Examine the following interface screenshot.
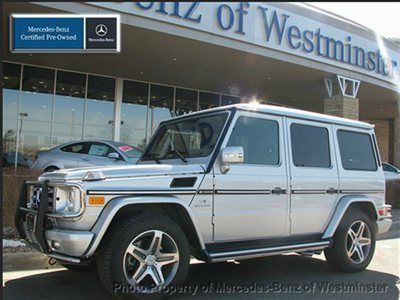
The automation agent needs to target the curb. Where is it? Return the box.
[3,251,63,272]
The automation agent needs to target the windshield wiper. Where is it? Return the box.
[147,153,161,164]
[171,149,187,163]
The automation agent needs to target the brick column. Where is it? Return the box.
[324,95,359,120]
[362,119,390,163]
[394,117,400,168]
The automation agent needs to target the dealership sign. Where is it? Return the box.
[10,14,120,52]
[92,2,399,84]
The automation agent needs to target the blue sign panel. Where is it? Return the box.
[13,17,84,50]
[10,15,120,52]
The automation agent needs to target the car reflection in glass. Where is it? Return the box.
[30,140,143,173]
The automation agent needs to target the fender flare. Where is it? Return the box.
[83,195,206,257]
[322,195,379,239]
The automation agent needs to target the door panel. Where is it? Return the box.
[287,119,339,235]
[58,142,87,169]
[81,142,126,166]
[213,112,289,242]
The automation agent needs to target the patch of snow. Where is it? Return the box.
[3,239,26,248]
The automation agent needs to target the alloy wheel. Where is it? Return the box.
[345,220,371,264]
[123,230,179,292]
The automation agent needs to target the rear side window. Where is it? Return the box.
[60,143,85,154]
[227,116,279,165]
[337,130,377,171]
[290,123,330,168]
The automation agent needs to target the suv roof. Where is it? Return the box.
[165,104,373,130]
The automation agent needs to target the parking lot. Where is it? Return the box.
[3,223,399,299]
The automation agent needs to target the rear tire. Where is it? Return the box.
[324,209,376,273]
[97,214,190,299]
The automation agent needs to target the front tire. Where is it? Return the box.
[97,214,190,299]
[324,209,376,273]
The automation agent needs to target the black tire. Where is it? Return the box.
[97,214,190,300]
[44,166,59,173]
[61,261,97,272]
[324,208,376,273]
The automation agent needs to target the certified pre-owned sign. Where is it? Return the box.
[10,14,120,53]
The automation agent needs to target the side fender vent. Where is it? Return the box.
[170,177,197,188]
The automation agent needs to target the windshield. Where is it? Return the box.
[141,112,228,162]
[116,144,143,158]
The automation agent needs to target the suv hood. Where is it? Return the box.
[38,164,205,182]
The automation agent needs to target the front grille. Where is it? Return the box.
[47,188,54,212]
[27,185,54,212]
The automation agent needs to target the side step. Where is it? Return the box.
[208,241,330,262]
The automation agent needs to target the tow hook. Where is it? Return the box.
[48,258,57,266]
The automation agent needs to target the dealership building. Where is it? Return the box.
[2,2,400,167]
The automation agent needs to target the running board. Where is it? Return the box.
[208,241,330,262]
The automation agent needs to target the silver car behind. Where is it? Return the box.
[31,140,143,172]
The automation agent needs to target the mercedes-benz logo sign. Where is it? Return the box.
[95,24,108,37]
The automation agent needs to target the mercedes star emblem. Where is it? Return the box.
[95,24,108,37]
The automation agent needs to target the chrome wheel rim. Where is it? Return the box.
[346,221,371,264]
[123,230,179,292]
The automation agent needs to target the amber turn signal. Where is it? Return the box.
[88,196,105,205]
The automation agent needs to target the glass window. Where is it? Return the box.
[85,75,115,126]
[291,123,331,168]
[19,120,51,159]
[120,128,147,150]
[114,142,143,159]
[20,66,55,122]
[221,95,240,106]
[60,142,86,153]
[87,142,113,157]
[148,84,174,133]
[3,118,18,157]
[199,92,220,110]
[383,163,397,173]
[54,71,85,124]
[83,125,113,140]
[142,112,228,161]
[121,80,148,148]
[227,116,279,165]
[337,130,377,171]
[175,88,197,116]
[52,123,83,145]
[3,63,21,118]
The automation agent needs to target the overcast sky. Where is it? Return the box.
[307,2,400,39]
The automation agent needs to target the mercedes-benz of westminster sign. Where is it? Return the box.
[10,14,120,53]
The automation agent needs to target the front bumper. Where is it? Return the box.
[15,181,93,261]
[376,218,392,234]
[45,229,93,257]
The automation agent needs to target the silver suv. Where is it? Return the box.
[15,104,392,298]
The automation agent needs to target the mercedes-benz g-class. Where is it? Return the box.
[15,104,392,298]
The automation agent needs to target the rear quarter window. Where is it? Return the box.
[337,130,377,171]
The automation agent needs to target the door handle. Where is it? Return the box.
[82,156,89,161]
[326,188,338,194]
[271,187,286,195]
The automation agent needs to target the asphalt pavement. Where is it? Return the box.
[3,223,399,299]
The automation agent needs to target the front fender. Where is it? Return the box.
[83,195,205,257]
[322,195,379,239]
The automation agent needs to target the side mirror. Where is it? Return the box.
[220,146,244,173]
[107,152,120,160]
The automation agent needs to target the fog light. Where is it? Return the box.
[51,240,61,249]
